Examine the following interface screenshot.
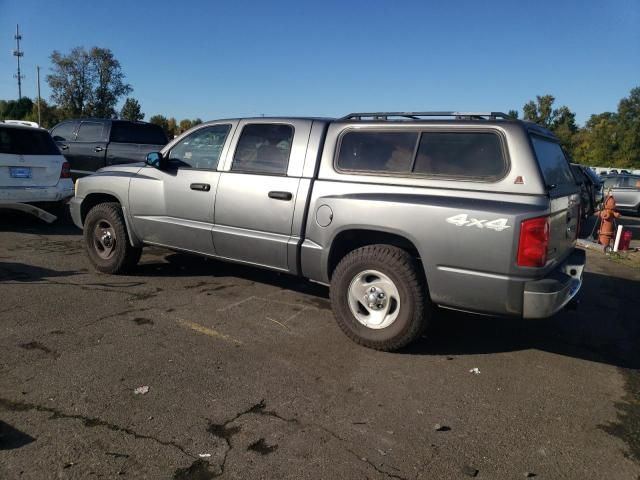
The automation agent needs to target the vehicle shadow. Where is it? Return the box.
[0,210,79,236]
[138,251,639,369]
[0,261,79,283]
[136,252,329,299]
[408,271,640,369]
[0,421,36,450]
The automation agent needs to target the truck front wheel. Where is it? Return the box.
[83,202,142,274]
[330,245,429,351]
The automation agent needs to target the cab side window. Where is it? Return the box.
[169,124,231,169]
[51,122,76,142]
[231,124,294,175]
[76,122,105,142]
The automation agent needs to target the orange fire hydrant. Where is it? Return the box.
[598,195,621,247]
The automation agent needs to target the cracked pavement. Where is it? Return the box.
[1,212,639,479]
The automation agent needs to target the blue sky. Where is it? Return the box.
[0,0,638,124]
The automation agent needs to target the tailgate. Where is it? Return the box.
[529,135,580,263]
[0,153,64,187]
[547,193,580,263]
[0,126,63,187]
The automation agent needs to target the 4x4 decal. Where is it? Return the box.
[446,214,511,232]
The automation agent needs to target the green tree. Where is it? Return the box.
[507,109,519,119]
[523,95,557,128]
[167,117,178,138]
[120,97,144,121]
[88,47,132,117]
[25,99,62,128]
[573,112,618,166]
[178,118,193,133]
[47,47,94,116]
[0,97,34,120]
[551,105,578,155]
[47,46,132,117]
[149,114,169,135]
[615,87,640,167]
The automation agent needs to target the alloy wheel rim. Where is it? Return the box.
[347,269,401,329]
[93,220,116,260]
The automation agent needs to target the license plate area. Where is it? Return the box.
[10,167,32,179]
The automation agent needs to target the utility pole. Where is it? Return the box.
[37,65,42,126]
[13,24,25,99]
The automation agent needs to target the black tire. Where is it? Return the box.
[330,244,429,351]
[83,202,142,274]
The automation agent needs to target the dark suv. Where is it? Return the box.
[50,119,168,178]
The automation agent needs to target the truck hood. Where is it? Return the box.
[95,163,146,175]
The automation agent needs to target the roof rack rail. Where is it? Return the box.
[340,111,515,121]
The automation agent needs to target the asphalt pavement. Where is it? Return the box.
[1,211,639,479]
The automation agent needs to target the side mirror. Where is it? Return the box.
[146,152,166,169]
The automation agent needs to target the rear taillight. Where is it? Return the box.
[60,161,71,179]
[517,216,549,267]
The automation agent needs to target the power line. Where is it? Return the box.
[13,24,25,99]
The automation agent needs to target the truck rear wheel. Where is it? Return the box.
[330,244,429,351]
[83,202,141,274]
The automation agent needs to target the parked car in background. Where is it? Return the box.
[0,122,73,222]
[571,163,603,219]
[3,119,40,128]
[602,174,640,215]
[50,119,168,178]
[71,111,584,351]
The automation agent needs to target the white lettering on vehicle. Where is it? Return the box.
[446,214,511,232]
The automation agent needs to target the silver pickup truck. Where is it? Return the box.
[70,112,585,351]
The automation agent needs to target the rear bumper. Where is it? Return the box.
[0,180,74,203]
[522,249,585,319]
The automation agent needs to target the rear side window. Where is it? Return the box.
[602,177,621,189]
[618,176,640,188]
[336,130,506,179]
[0,127,60,155]
[76,122,105,142]
[51,122,76,141]
[338,132,418,173]
[232,124,294,175]
[530,136,575,188]
[110,123,168,145]
[414,132,505,178]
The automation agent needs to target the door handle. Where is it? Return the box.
[59,144,69,150]
[190,183,211,192]
[94,146,104,152]
[268,191,293,201]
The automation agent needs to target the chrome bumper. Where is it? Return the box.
[522,249,586,319]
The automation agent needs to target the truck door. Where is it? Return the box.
[128,123,236,255]
[51,120,78,170]
[213,120,311,271]
[66,121,108,176]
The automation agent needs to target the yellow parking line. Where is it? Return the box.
[177,319,242,344]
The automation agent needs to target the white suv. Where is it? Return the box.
[0,123,73,222]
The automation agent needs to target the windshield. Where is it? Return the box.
[530,135,575,189]
[0,127,60,155]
